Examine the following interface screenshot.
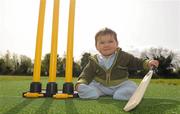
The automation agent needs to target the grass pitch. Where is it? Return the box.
[0,76,180,114]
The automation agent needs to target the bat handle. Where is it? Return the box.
[151,65,158,73]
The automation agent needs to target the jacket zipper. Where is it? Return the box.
[89,52,119,84]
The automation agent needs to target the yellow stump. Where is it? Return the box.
[48,0,60,82]
[23,0,46,97]
[62,0,76,95]
[65,0,76,83]
[45,0,60,97]
[33,0,46,82]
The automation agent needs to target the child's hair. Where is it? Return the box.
[95,27,117,46]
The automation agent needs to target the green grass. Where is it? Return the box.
[0,76,180,114]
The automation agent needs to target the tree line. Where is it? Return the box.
[0,48,180,78]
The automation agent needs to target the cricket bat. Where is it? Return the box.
[123,69,154,111]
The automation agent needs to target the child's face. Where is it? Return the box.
[96,34,118,57]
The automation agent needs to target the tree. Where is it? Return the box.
[11,53,20,74]
[41,53,50,76]
[18,55,32,75]
[140,48,178,78]
[41,53,63,76]
[178,68,180,77]
[0,58,5,74]
[59,56,81,77]
[56,55,63,76]
[59,57,66,77]
[3,50,13,74]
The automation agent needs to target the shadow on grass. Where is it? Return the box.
[129,98,180,114]
[97,97,180,114]
[35,98,53,114]
[4,99,34,114]
[65,99,79,114]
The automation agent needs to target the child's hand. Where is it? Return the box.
[148,60,159,68]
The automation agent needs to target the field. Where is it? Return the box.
[0,76,180,114]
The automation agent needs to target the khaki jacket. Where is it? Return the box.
[76,48,149,87]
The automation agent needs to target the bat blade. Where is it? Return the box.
[123,70,153,112]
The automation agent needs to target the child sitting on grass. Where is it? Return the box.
[76,27,159,100]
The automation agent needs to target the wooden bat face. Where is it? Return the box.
[123,70,154,112]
